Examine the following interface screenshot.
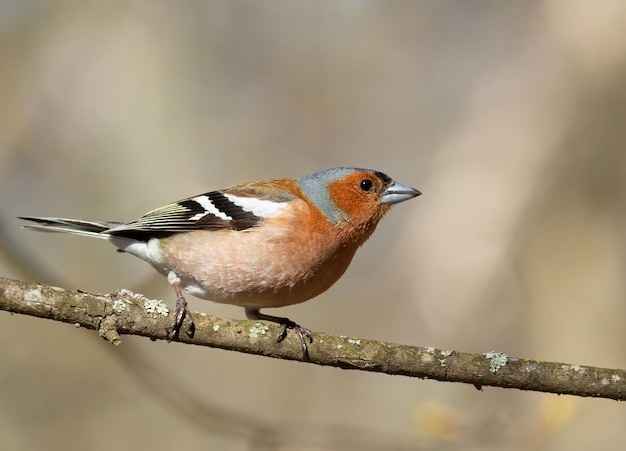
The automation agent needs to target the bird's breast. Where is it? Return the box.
[155,213,361,308]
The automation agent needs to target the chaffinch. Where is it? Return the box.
[20,167,420,358]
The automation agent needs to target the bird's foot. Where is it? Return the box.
[278,320,312,360]
[167,294,195,341]
[167,274,196,341]
[245,308,313,360]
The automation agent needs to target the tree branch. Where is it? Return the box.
[1,276,624,401]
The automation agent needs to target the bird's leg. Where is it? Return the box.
[167,271,195,341]
[245,308,312,360]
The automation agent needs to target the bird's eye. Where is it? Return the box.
[359,179,373,192]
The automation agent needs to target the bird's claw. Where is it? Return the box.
[167,294,195,342]
[244,308,313,360]
[278,320,312,360]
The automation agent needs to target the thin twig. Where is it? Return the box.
[1,276,624,401]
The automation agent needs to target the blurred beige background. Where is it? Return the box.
[2,1,626,450]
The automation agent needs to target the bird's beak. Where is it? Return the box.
[381,182,421,204]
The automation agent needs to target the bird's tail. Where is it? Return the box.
[18,217,124,239]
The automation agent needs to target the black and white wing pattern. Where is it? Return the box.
[105,184,296,240]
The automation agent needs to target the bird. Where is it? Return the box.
[20,167,421,358]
